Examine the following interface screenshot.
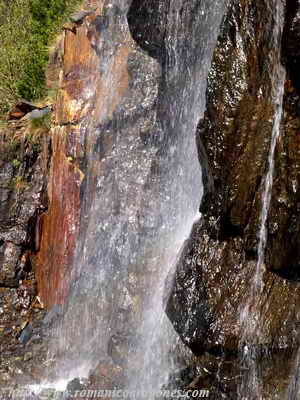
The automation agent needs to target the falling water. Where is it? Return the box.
[32,0,227,395]
[287,349,300,400]
[127,0,228,395]
[238,1,286,398]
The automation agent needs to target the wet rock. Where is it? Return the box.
[166,223,212,355]
[19,323,33,345]
[42,304,63,326]
[35,9,94,305]
[173,0,300,349]
[167,0,300,397]
[283,0,300,91]
[67,378,85,391]
[35,2,162,309]
[0,242,20,286]
[268,0,300,277]
[127,0,169,61]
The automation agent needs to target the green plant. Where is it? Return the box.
[11,175,29,191]
[11,159,21,169]
[0,139,21,163]
[30,113,51,130]
[0,0,83,114]
[27,113,51,151]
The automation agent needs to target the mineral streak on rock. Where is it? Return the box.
[36,3,106,308]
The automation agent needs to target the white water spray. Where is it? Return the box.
[31,0,228,395]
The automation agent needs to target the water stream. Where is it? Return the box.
[38,0,229,395]
[238,1,286,398]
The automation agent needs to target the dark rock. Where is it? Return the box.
[127,0,169,61]
[166,222,212,355]
[167,0,300,397]
[8,100,43,120]
[66,377,85,391]
[18,323,33,345]
[283,0,300,92]
[268,0,300,276]
[0,117,49,301]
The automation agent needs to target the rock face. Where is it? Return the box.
[28,0,300,395]
[36,0,162,309]
[35,0,229,391]
[0,119,50,387]
[0,120,48,288]
[2,0,300,397]
[36,0,101,307]
[271,0,300,278]
[167,0,300,397]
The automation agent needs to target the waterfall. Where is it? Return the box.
[29,0,228,395]
[126,0,228,395]
[238,1,286,398]
[36,0,229,394]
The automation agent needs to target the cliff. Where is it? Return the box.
[1,0,300,397]
[167,0,300,397]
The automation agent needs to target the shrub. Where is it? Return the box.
[0,0,83,114]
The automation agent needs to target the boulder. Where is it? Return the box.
[8,100,42,120]
[69,9,95,24]
[27,107,52,121]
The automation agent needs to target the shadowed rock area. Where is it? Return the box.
[167,0,300,397]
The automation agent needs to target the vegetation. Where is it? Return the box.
[0,113,51,164]
[0,0,82,114]
[28,113,52,150]
[11,175,29,191]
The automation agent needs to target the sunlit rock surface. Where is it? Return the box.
[36,0,104,307]
[36,0,164,308]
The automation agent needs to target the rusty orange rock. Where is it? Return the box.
[35,11,100,307]
[35,1,135,308]
[36,126,82,307]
